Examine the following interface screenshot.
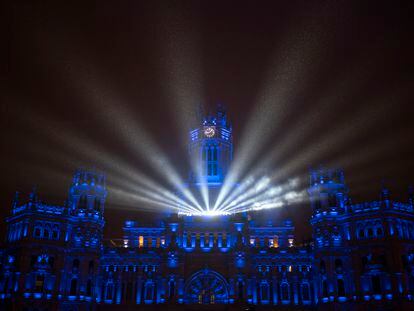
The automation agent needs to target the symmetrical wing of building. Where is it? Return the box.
[1,108,414,310]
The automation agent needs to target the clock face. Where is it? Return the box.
[204,126,215,138]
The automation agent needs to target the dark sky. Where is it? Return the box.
[1,1,414,242]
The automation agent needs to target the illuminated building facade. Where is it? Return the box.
[1,108,414,310]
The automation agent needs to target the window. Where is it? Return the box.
[377,227,383,237]
[52,225,59,240]
[328,194,337,207]
[73,259,80,270]
[238,281,244,300]
[301,283,310,301]
[367,228,374,238]
[207,146,218,176]
[138,236,144,248]
[106,282,113,300]
[145,283,153,301]
[320,260,326,274]
[35,275,44,292]
[273,236,279,248]
[34,226,42,238]
[281,283,289,301]
[126,281,133,301]
[88,260,94,274]
[70,278,77,296]
[372,275,381,294]
[335,259,343,272]
[261,283,269,301]
[48,256,54,269]
[43,225,50,239]
[337,279,345,297]
[86,280,92,297]
[94,198,100,211]
[31,255,37,268]
[168,280,175,300]
[358,228,365,238]
[361,256,368,272]
[322,280,328,297]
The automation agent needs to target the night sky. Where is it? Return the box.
[1,1,413,243]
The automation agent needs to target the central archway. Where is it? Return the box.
[184,269,229,304]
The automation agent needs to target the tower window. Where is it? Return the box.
[206,146,218,176]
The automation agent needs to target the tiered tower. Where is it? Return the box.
[308,168,350,304]
[188,105,233,186]
[64,170,106,308]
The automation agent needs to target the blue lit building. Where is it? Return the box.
[1,108,414,310]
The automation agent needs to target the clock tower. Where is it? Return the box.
[188,105,233,186]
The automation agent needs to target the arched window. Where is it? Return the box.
[43,224,51,239]
[124,281,132,301]
[34,223,42,238]
[168,280,175,300]
[376,227,383,237]
[372,275,381,294]
[335,258,343,272]
[106,282,113,300]
[367,228,374,238]
[35,275,44,292]
[281,283,289,301]
[361,256,368,272]
[78,195,87,209]
[72,259,80,270]
[337,279,345,297]
[358,228,365,238]
[328,194,337,207]
[88,260,94,274]
[301,283,310,301]
[238,281,244,300]
[86,279,92,297]
[207,146,218,176]
[48,256,54,269]
[260,283,269,301]
[145,283,154,301]
[70,278,77,296]
[322,280,328,297]
[52,225,59,240]
[94,198,100,211]
[320,260,326,274]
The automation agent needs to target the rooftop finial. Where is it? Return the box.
[380,179,390,202]
[29,186,38,203]
[408,185,414,206]
[12,191,19,209]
